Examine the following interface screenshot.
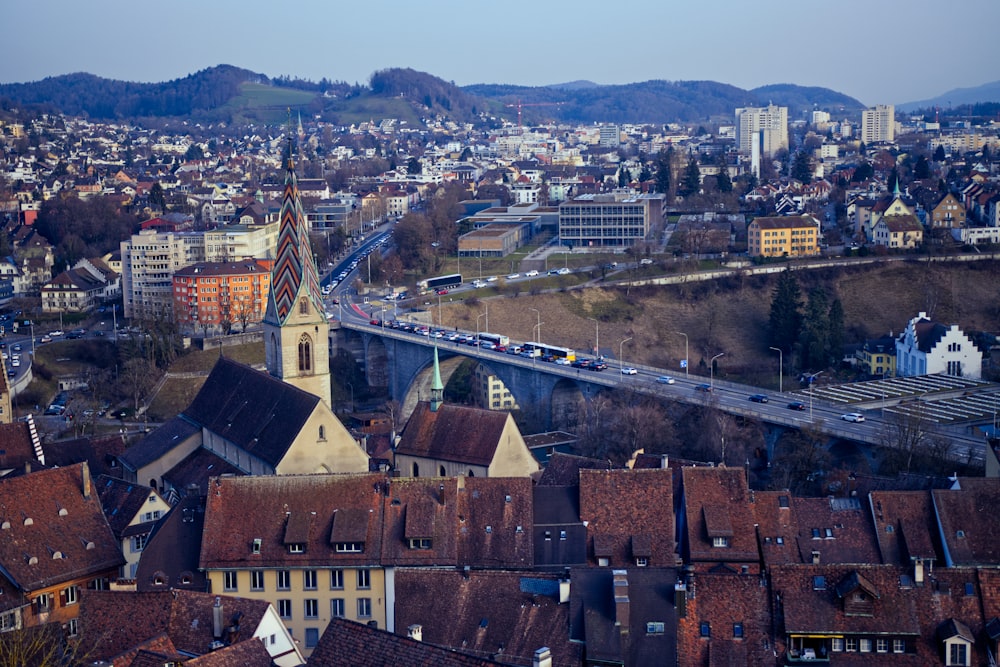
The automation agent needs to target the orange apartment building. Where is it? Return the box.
[173,259,273,332]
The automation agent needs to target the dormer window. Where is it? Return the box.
[334,542,363,553]
[712,536,729,548]
[408,538,432,550]
[287,543,305,554]
[252,538,261,554]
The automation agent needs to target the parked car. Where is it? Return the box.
[841,412,865,423]
[787,401,806,411]
[656,376,675,384]
[621,367,638,375]
[748,394,769,403]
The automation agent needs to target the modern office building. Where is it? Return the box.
[735,105,789,157]
[558,192,665,248]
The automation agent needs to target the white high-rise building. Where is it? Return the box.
[861,104,895,144]
[735,105,789,158]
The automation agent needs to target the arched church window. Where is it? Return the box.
[298,335,312,372]
[299,297,309,315]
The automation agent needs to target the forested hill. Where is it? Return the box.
[0,65,864,126]
[0,65,264,119]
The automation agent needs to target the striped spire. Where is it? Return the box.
[267,143,323,323]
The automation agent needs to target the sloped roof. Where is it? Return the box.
[380,477,460,567]
[78,590,271,662]
[457,477,534,568]
[882,214,923,232]
[394,569,581,666]
[681,467,758,565]
[869,490,938,565]
[0,463,123,592]
[933,478,1000,566]
[535,452,609,486]
[95,474,156,537]
[182,357,319,469]
[0,420,36,472]
[676,573,772,667]
[396,402,510,466]
[120,415,201,471]
[199,473,385,570]
[749,214,818,230]
[579,469,674,567]
[136,494,207,593]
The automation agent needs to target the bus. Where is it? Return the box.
[523,342,576,362]
[418,273,462,292]
[478,332,510,349]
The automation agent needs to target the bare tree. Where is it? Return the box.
[121,357,157,416]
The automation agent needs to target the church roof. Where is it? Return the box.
[181,357,319,469]
[264,145,323,325]
[395,402,510,466]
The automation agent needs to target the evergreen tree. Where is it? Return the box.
[679,156,701,197]
[716,167,732,193]
[654,147,672,194]
[406,157,422,175]
[638,163,652,183]
[933,145,946,162]
[798,287,830,370]
[828,298,845,367]
[768,269,802,354]
[618,165,630,188]
[914,155,930,179]
[791,151,813,183]
[148,182,166,211]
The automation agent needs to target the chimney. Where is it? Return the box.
[674,581,687,618]
[558,579,570,604]
[533,647,552,667]
[660,454,669,469]
[811,550,820,565]
[212,597,223,639]
[81,461,91,500]
[612,570,629,633]
[407,624,422,642]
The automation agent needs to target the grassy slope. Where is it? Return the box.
[435,260,1000,389]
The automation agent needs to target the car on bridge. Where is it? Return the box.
[695,384,713,392]
[621,367,638,375]
[749,394,768,403]
[656,376,675,384]
[787,401,806,411]
[841,412,865,423]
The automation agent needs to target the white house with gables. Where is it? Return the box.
[895,311,982,379]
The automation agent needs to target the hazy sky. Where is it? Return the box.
[6,0,999,107]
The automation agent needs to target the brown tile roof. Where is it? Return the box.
[380,477,460,566]
[676,573,772,667]
[681,467,758,567]
[457,477,534,568]
[42,432,128,479]
[0,421,36,473]
[79,590,272,662]
[579,469,675,567]
[395,403,510,466]
[0,463,123,591]
[181,636,275,667]
[788,496,881,565]
[161,446,243,496]
[393,568,582,666]
[869,490,938,565]
[932,478,1000,566]
[536,452,609,486]
[749,214,818,230]
[199,474,386,569]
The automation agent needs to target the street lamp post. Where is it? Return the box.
[674,331,689,378]
[530,308,541,344]
[619,337,633,373]
[588,318,600,357]
[710,352,725,391]
[769,346,783,393]
[807,371,825,421]
[476,311,488,355]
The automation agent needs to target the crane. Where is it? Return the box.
[504,99,564,128]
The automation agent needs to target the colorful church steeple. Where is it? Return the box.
[262,140,331,407]
[430,346,444,412]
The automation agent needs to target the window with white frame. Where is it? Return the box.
[276,570,290,591]
[846,637,858,652]
[860,638,872,652]
[330,570,344,590]
[278,599,291,620]
[893,639,905,653]
[304,599,318,619]
[223,571,238,592]
[711,536,729,548]
[250,570,264,591]
[876,638,888,653]
[831,637,844,652]
[331,598,345,618]
[357,598,372,618]
[303,569,317,590]
[357,570,371,589]
[63,585,79,605]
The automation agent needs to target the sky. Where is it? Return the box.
[6,0,1000,108]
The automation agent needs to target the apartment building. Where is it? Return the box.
[558,192,665,248]
[747,215,821,258]
[735,104,789,157]
[121,221,278,319]
[172,259,273,333]
[861,104,895,144]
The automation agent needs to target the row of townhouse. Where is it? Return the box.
[111,457,1000,665]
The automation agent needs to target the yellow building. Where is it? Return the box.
[747,215,821,258]
[856,335,896,377]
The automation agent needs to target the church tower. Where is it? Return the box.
[262,142,331,407]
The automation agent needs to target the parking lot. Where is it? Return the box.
[789,374,997,424]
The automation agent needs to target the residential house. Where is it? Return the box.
[747,215,820,258]
[856,334,897,377]
[95,475,171,579]
[78,589,304,667]
[394,401,539,479]
[40,259,119,314]
[135,493,208,593]
[871,214,923,249]
[896,311,982,379]
[0,463,124,636]
[675,572,773,666]
[930,192,966,229]
[199,474,388,657]
[931,478,1000,568]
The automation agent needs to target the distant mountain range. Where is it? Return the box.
[1,65,993,128]
[898,80,1000,113]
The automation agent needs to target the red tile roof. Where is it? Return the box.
[395,403,511,466]
[681,467,758,568]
